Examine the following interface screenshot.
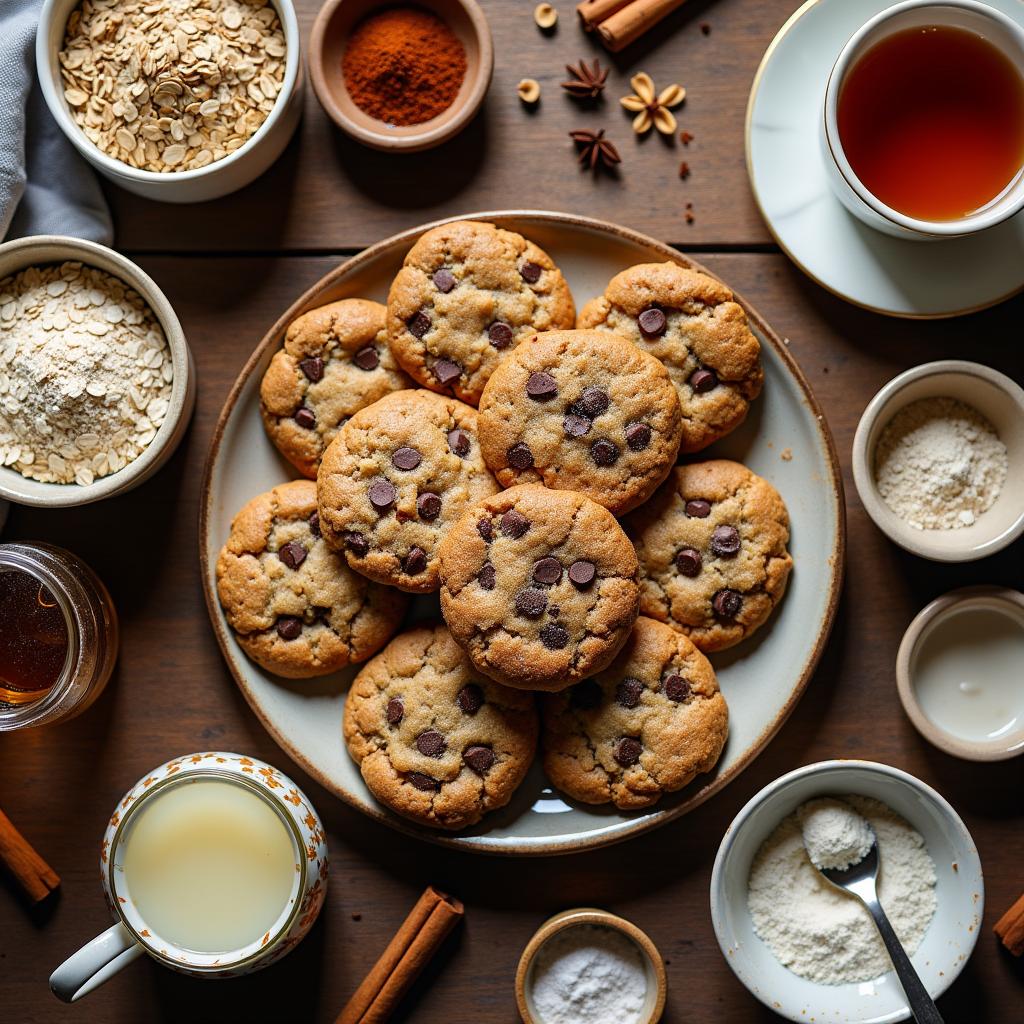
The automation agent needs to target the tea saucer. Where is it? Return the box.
[746,0,1024,318]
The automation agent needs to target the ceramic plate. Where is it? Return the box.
[747,0,1024,318]
[200,212,845,855]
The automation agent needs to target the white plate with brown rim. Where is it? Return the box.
[199,211,845,855]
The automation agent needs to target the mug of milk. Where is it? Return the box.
[50,752,329,1001]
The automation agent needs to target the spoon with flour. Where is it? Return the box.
[799,798,944,1024]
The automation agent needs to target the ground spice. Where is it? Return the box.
[342,7,467,126]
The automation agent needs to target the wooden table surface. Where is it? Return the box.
[3,0,1024,1021]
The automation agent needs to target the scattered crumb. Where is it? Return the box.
[679,161,690,179]
[684,200,694,224]
[679,130,694,145]
[351,913,362,921]
[952,862,958,872]
[823,366,829,374]
[782,337,791,346]
[700,22,711,34]
[780,447,793,462]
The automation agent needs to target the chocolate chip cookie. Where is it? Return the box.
[215,480,407,678]
[386,220,576,406]
[317,389,499,593]
[627,460,792,652]
[260,298,412,478]
[577,262,763,453]
[437,484,640,691]
[477,328,683,515]
[343,625,539,831]
[541,616,728,810]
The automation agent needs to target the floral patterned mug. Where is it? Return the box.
[50,752,329,1002]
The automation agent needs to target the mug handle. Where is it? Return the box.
[50,922,144,1002]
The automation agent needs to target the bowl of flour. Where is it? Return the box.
[710,760,983,1023]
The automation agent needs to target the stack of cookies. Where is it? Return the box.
[215,220,793,832]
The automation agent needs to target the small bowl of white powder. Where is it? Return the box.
[710,760,983,1023]
[515,908,666,1024]
[852,359,1024,562]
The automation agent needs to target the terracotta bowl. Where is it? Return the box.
[309,0,493,152]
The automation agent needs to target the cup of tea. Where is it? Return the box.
[49,752,329,1002]
[822,0,1024,239]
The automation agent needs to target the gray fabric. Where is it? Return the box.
[0,0,112,243]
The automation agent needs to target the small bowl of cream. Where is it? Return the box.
[897,586,1024,761]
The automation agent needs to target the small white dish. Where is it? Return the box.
[746,0,1024,317]
[710,760,984,1024]
[851,360,1024,561]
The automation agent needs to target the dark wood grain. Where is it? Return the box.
[1,252,1022,1023]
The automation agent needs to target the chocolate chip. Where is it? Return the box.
[571,680,602,709]
[386,697,404,725]
[500,509,530,538]
[276,616,302,641]
[549,605,560,617]
[520,261,542,284]
[690,368,718,393]
[294,407,316,429]
[456,684,484,715]
[478,518,493,541]
[711,524,741,558]
[433,359,461,386]
[526,371,558,399]
[614,737,643,767]
[576,386,609,418]
[464,745,495,775]
[675,547,702,577]
[392,446,422,471]
[488,322,514,349]
[448,429,470,456]
[433,268,456,293]
[343,530,369,557]
[563,414,591,438]
[638,307,667,338]
[568,560,596,588]
[278,541,307,570]
[713,588,743,619]
[664,675,690,702]
[416,730,446,757]
[540,622,569,649]
[625,422,652,451]
[308,511,321,537]
[403,547,427,575]
[591,439,620,466]
[507,443,534,470]
[353,346,379,371]
[478,563,496,590]
[515,587,548,618]
[408,311,431,338]
[417,492,441,520]
[408,772,438,791]
[299,356,323,382]
[368,478,396,512]
[616,677,644,708]
[532,557,562,585]
[685,499,711,518]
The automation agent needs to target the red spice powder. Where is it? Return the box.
[342,7,467,126]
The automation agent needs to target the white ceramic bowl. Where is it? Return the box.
[711,760,983,1024]
[35,0,303,203]
[0,235,195,507]
[852,360,1024,561]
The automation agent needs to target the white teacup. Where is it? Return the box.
[822,0,1024,239]
[50,752,329,1002]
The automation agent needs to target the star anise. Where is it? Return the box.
[561,59,608,100]
[569,129,621,172]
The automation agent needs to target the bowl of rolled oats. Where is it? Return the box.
[35,0,303,203]
[0,235,195,507]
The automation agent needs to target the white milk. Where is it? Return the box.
[914,605,1024,742]
[122,779,297,953]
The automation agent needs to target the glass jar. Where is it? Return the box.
[0,542,118,730]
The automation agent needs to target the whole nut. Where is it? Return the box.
[517,78,541,104]
[534,2,558,29]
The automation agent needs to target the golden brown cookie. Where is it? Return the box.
[578,262,763,452]
[260,298,411,478]
[215,480,407,678]
[437,484,640,691]
[626,460,793,652]
[343,625,538,831]
[541,616,728,810]
[386,220,576,406]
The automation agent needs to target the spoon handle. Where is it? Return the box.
[863,897,944,1024]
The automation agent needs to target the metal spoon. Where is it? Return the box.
[812,832,944,1024]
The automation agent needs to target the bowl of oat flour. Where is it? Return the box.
[710,760,983,1023]
[0,236,195,507]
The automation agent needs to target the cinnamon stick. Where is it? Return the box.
[577,0,637,32]
[0,807,60,904]
[336,886,464,1024]
[596,0,688,52]
[994,892,1024,955]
